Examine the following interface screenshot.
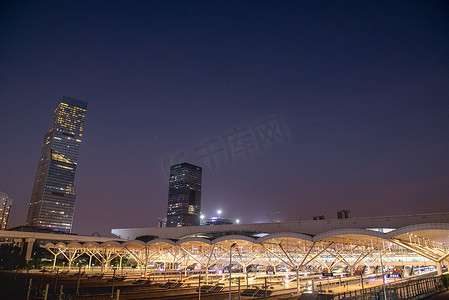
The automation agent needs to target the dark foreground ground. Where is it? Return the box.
[424,290,449,300]
[1,271,447,300]
[0,272,228,299]
[0,271,300,300]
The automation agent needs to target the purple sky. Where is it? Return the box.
[1,1,448,236]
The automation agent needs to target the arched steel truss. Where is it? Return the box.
[42,225,449,277]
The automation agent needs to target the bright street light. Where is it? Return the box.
[236,219,240,224]
[217,209,222,218]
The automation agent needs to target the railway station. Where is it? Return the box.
[1,212,448,299]
[107,212,449,277]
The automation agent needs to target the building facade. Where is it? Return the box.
[204,217,233,226]
[166,162,202,227]
[337,209,351,219]
[0,191,12,230]
[26,96,87,233]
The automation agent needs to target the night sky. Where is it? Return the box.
[1,1,448,236]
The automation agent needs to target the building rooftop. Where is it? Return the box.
[111,211,449,245]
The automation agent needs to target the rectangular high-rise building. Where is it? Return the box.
[0,191,13,230]
[26,96,87,233]
[166,162,202,227]
[337,209,351,219]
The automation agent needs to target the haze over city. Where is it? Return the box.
[1,1,448,236]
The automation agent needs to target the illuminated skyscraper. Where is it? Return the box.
[26,96,87,233]
[0,191,12,230]
[166,162,202,227]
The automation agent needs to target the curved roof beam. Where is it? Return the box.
[256,232,313,244]
[387,223,449,239]
[83,242,100,248]
[313,228,384,242]
[146,239,176,246]
[55,242,67,248]
[122,240,146,247]
[66,242,83,248]
[175,237,214,246]
[100,241,122,247]
[212,235,257,244]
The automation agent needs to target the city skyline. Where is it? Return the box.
[1,1,448,236]
[25,96,87,233]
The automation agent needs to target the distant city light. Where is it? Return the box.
[217,209,222,218]
[200,214,205,220]
[236,219,240,224]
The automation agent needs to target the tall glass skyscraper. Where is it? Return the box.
[0,191,13,230]
[26,96,87,233]
[166,162,202,227]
